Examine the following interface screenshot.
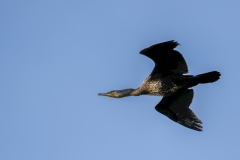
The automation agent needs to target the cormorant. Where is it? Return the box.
[98,40,220,131]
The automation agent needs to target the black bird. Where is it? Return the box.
[98,40,220,131]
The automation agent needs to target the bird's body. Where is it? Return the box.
[98,40,221,131]
[139,73,185,96]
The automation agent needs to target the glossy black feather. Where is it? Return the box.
[155,89,203,131]
[140,40,188,74]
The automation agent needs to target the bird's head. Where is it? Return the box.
[98,89,135,98]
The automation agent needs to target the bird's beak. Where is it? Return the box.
[98,92,115,97]
[98,93,108,96]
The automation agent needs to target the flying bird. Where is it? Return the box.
[98,40,220,131]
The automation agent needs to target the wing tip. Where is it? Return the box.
[140,40,180,54]
[192,122,203,131]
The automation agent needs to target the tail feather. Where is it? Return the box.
[196,71,221,84]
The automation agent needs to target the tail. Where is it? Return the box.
[196,71,221,84]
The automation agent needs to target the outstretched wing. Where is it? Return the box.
[140,40,188,74]
[155,89,203,131]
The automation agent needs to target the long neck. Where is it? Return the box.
[130,87,142,96]
[120,88,142,97]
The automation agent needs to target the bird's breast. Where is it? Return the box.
[142,75,182,96]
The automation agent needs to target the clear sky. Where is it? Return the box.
[1,0,240,160]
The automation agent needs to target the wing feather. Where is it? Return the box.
[155,89,203,131]
[140,40,188,74]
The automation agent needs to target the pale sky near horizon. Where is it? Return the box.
[1,0,240,160]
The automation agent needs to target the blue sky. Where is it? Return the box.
[1,0,240,160]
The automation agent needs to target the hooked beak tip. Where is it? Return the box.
[98,93,106,96]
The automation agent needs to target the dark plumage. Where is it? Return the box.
[98,40,221,131]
